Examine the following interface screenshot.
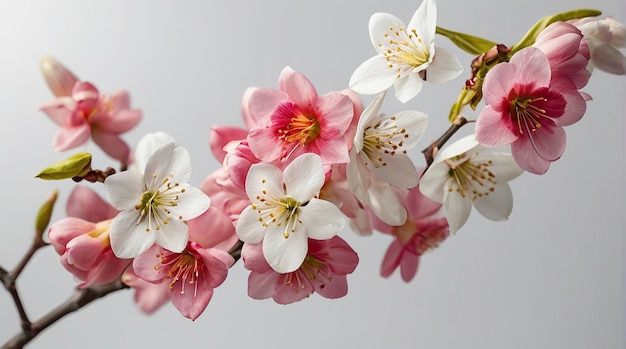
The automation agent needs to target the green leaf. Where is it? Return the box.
[436,26,497,55]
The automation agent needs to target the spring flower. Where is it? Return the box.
[48,186,129,288]
[419,135,523,234]
[132,241,233,320]
[373,184,448,282]
[475,47,586,174]
[242,236,359,304]
[246,66,354,165]
[236,153,345,273]
[40,81,142,164]
[349,0,463,103]
[570,16,626,75]
[347,92,427,191]
[104,133,211,258]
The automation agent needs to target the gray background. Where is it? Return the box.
[0,1,624,348]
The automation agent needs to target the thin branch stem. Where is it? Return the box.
[421,116,469,169]
[2,280,128,349]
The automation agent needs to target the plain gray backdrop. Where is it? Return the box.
[0,0,624,348]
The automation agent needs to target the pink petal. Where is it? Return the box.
[91,130,131,163]
[248,88,289,125]
[278,66,319,106]
[92,109,142,134]
[399,252,420,282]
[315,274,348,299]
[48,217,96,255]
[380,240,403,278]
[66,186,118,222]
[475,106,518,147]
[247,271,278,299]
[52,123,91,151]
[209,126,248,163]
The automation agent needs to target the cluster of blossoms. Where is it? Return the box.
[37,0,624,321]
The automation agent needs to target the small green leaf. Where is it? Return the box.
[436,26,497,55]
[36,152,92,180]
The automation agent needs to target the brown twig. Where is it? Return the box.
[421,116,469,170]
[2,280,128,349]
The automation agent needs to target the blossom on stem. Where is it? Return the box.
[40,81,142,163]
[236,153,345,273]
[246,66,354,165]
[242,236,358,304]
[48,186,129,288]
[419,135,523,234]
[570,16,626,75]
[347,91,427,191]
[133,241,233,320]
[373,184,448,282]
[349,0,463,103]
[104,133,210,258]
[475,47,586,174]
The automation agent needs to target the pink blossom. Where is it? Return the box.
[200,169,249,222]
[209,126,248,164]
[246,66,354,165]
[40,81,142,164]
[48,186,129,288]
[242,236,359,304]
[373,185,448,282]
[128,203,237,319]
[533,21,591,89]
[475,47,586,174]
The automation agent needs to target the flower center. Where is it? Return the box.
[284,255,333,293]
[510,95,548,134]
[445,153,496,201]
[158,250,203,296]
[135,177,185,232]
[252,193,302,239]
[361,116,409,168]
[380,26,430,79]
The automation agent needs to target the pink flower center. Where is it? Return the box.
[392,219,447,254]
[283,256,333,293]
[159,251,203,296]
[509,96,548,134]
[278,112,321,146]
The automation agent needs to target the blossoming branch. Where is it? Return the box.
[1,0,624,347]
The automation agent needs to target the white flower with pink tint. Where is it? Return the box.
[104,133,210,259]
[571,16,626,75]
[236,153,345,273]
[242,236,358,304]
[349,0,463,103]
[246,66,354,165]
[419,135,523,234]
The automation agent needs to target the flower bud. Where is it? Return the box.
[35,189,58,240]
[40,56,79,97]
[36,152,92,180]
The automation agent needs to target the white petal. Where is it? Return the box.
[371,154,419,189]
[154,219,189,253]
[235,206,266,244]
[434,134,481,163]
[263,223,308,273]
[426,46,464,84]
[300,199,345,240]
[170,146,192,183]
[109,210,156,258]
[368,12,408,50]
[407,0,437,46]
[283,153,324,202]
[394,73,423,103]
[104,169,144,211]
[473,183,514,222]
[443,179,472,234]
[245,163,284,202]
[389,110,428,149]
[473,151,524,182]
[166,185,211,221]
[135,132,176,171]
[349,55,397,95]
[143,142,176,191]
[355,92,386,151]
[418,162,449,203]
[362,181,407,226]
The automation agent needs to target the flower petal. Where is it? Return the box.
[349,55,397,95]
[442,179,472,234]
[425,46,463,84]
[104,169,144,211]
[473,183,514,221]
[278,66,319,106]
[235,206,266,244]
[109,210,156,258]
[283,153,324,202]
[300,199,344,240]
[263,224,308,273]
[154,219,189,253]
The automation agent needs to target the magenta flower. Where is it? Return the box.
[475,47,586,174]
[246,66,354,165]
[48,186,129,288]
[40,81,142,164]
[242,236,359,304]
[373,185,448,282]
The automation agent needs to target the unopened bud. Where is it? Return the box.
[40,56,79,97]
[35,189,58,240]
[36,152,92,180]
